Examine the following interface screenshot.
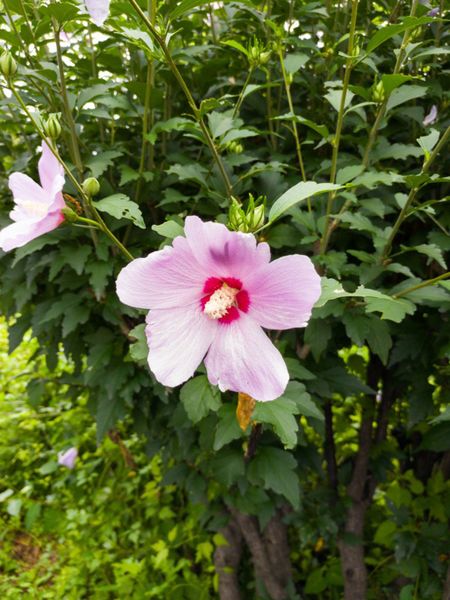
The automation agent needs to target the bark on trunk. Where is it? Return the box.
[230,508,291,600]
[442,563,450,600]
[214,518,243,600]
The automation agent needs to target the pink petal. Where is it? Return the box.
[204,313,289,401]
[244,255,321,330]
[9,172,51,214]
[38,142,64,193]
[184,215,270,280]
[0,211,63,252]
[116,236,209,309]
[145,304,216,387]
[84,0,110,26]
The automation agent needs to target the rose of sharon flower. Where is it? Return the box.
[116,216,321,401]
[0,142,65,252]
[83,0,110,26]
[58,447,78,469]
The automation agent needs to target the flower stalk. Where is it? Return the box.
[393,272,450,299]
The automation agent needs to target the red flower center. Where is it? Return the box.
[201,277,250,323]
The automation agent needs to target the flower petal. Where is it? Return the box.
[245,255,321,330]
[184,215,270,280]
[116,236,209,309]
[9,173,51,215]
[145,304,216,388]
[0,210,63,252]
[84,0,110,26]
[38,142,64,193]
[204,313,289,401]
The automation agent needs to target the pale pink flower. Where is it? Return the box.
[0,142,65,252]
[58,447,78,469]
[116,216,321,401]
[84,0,110,26]
[423,105,438,127]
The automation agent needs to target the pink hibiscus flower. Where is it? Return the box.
[116,216,321,401]
[0,142,65,252]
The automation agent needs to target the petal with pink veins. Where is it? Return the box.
[204,313,289,401]
[184,215,270,280]
[145,304,217,388]
[116,236,209,310]
[245,255,322,330]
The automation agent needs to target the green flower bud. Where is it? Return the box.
[259,50,271,65]
[245,194,266,232]
[82,177,100,197]
[286,72,294,86]
[228,198,247,232]
[43,114,62,140]
[0,51,17,79]
[372,80,385,103]
[61,206,79,223]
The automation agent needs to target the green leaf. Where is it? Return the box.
[253,397,299,449]
[269,181,342,222]
[417,128,440,161]
[284,53,309,74]
[410,243,447,269]
[315,278,416,323]
[93,194,145,229]
[304,318,332,361]
[420,423,450,452]
[180,376,221,423]
[366,16,434,54]
[431,406,450,425]
[324,88,354,112]
[281,381,324,420]
[381,74,414,95]
[386,84,427,112]
[167,163,208,187]
[214,405,243,451]
[152,220,185,239]
[336,165,364,184]
[128,324,148,364]
[96,395,125,442]
[276,112,329,139]
[210,450,245,487]
[86,150,123,178]
[248,447,300,508]
[366,318,392,365]
[221,39,249,58]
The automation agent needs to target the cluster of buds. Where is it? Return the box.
[224,140,244,154]
[0,51,17,79]
[228,194,266,233]
[247,38,271,69]
[371,79,385,103]
[43,113,62,140]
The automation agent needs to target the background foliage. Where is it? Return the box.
[0,0,449,598]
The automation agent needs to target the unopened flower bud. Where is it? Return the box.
[372,80,385,103]
[286,72,294,86]
[249,204,265,230]
[82,177,100,197]
[246,194,266,232]
[228,198,247,232]
[61,206,79,223]
[226,140,243,154]
[0,51,17,79]
[259,50,271,65]
[43,114,62,140]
